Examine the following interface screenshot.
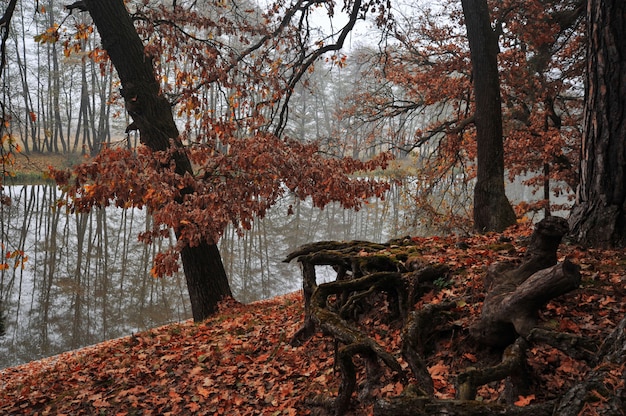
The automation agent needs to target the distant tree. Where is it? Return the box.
[498,0,585,215]
[335,0,584,228]
[0,0,20,181]
[569,0,626,247]
[1,0,29,281]
[461,0,516,232]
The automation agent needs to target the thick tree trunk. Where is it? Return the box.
[568,0,626,248]
[179,241,233,321]
[81,0,232,321]
[461,0,516,232]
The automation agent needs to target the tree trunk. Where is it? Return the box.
[568,0,626,248]
[461,0,516,232]
[81,0,232,321]
[179,241,234,321]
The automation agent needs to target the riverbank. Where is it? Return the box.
[0,291,330,415]
[0,226,624,415]
[4,152,85,183]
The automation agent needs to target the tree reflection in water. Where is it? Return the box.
[0,183,405,369]
[0,185,190,368]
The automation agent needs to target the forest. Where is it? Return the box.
[0,0,625,415]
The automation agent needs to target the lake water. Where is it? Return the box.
[0,184,408,369]
[0,177,566,369]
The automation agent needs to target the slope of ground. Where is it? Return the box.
[0,293,332,415]
[0,223,624,415]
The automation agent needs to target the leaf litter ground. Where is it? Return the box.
[1,222,625,415]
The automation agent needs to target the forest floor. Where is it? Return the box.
[0,222,624,415]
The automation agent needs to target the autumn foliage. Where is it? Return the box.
[338,0,584,218]
[51,137,391,277]
[46,0,399,278]
[1,223,625,414]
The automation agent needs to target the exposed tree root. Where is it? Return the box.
[374,395,556,416]
[311,272,408,415]
[457,337,529,401]
[470,217,581,346]
[285,217,619,415]
[470,260,582,346]
[554,315,626,415]
[527,327,598,364]
[402,301,456,396]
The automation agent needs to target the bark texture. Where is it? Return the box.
[554,315,626,415]
[470,217,581,346]
[461,0,516,232]
[569,0,626,247]
[82,0,232,321]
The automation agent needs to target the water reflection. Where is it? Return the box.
[0,185,190,368]
[0,184,406,369]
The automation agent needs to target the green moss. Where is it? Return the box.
[3,172,54,185]
[434,277,452,289]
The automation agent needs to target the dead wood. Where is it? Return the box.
[470,217,581,347]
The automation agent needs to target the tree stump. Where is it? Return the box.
[470,216,581,347]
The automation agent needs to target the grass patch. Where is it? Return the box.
[4,172,55,185]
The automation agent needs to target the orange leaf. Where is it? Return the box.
[197,386,211,399]
[463,352,478,363]
[514,394,536,407]
[187,402,201,412]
